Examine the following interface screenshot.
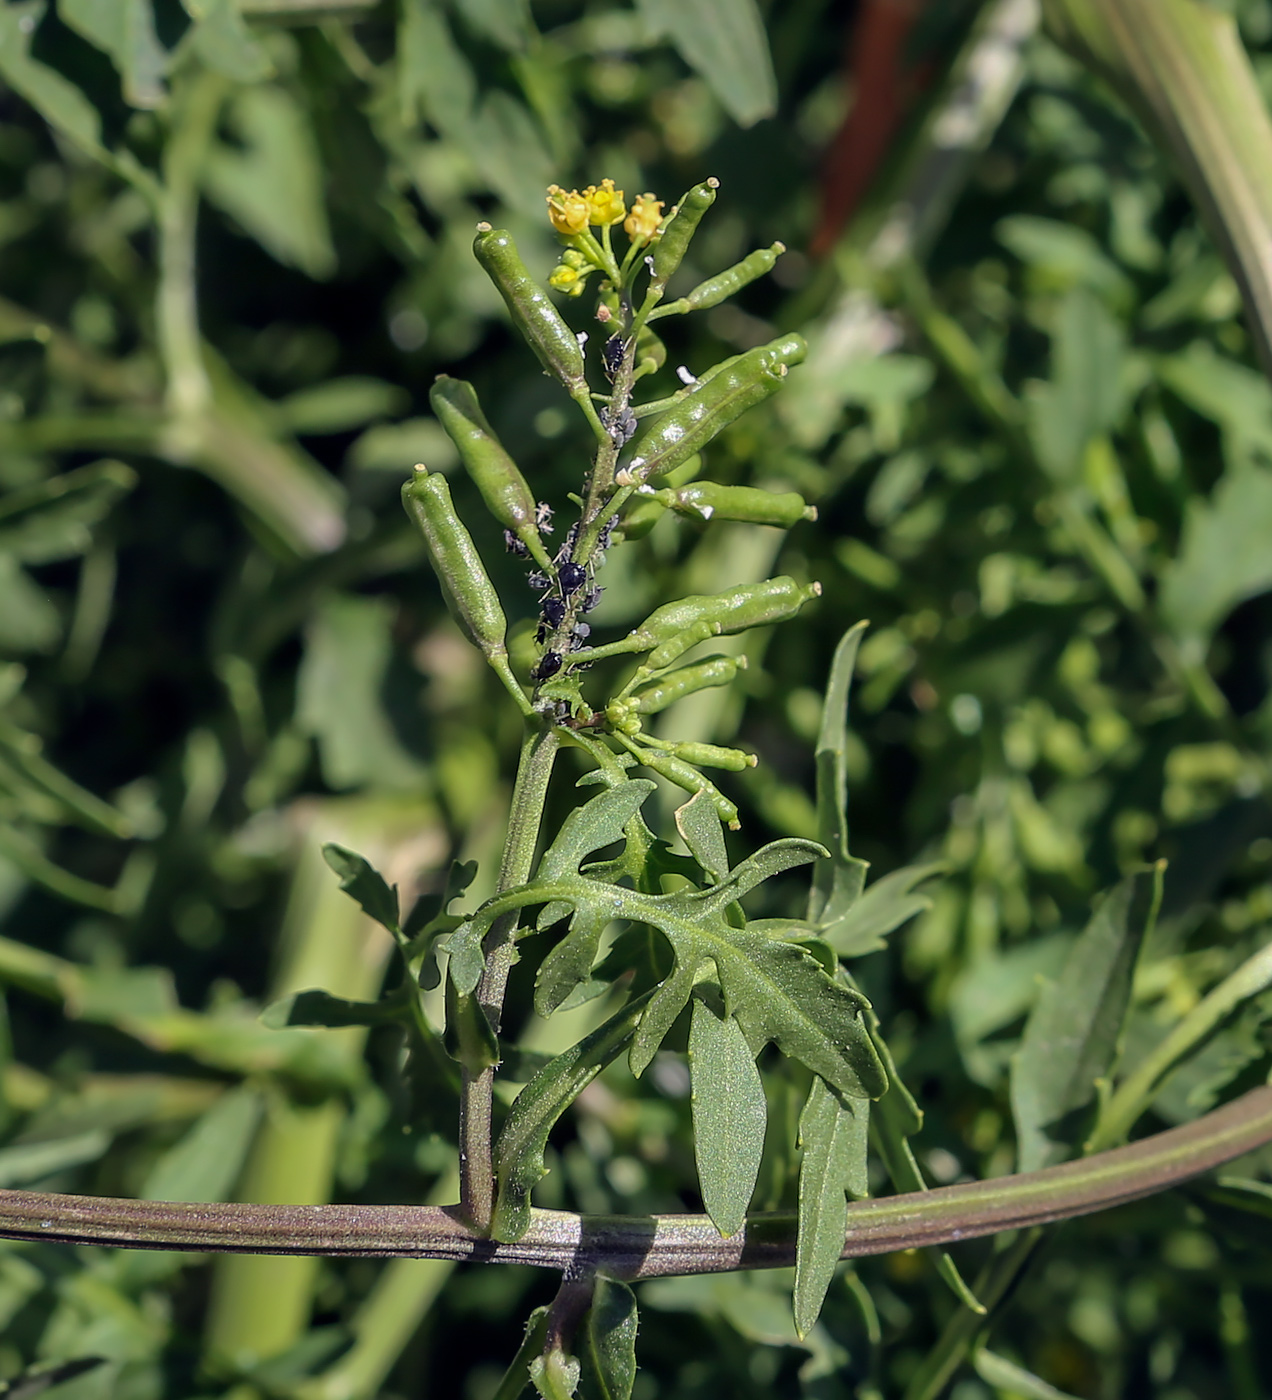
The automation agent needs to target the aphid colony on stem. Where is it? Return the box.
[404,175,819,828]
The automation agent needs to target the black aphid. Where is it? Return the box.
[559,562,587,595]
[504,530,528,557]
[541,596,567,628]
[602,335,626,379]
[531,651,562,681]
[527,571,550,591]
[581,586,603,613]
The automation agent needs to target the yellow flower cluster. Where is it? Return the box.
[545,180,665,295]
[547,178,630,234]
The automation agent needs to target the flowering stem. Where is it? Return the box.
[459,724,560,1229]
[578,328,636,535]
[570,385,610,446]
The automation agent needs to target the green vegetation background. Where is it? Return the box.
[0,0,1270,1396]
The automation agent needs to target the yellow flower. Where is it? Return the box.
[546,185,589,237]
[583,178,626,226]
[624,193,663,244]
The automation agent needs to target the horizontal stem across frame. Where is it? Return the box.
[1,1085,1269,1279]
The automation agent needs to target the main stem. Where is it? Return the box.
[460,724,560,1228]
[1,1084,1269,1264]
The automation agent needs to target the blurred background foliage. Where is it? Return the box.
[0,0,1270,1396]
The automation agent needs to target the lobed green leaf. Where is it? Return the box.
[321,843,402,939]
[674,789,730,885]
[821,862,945,960]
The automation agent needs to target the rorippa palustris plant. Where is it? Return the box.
[396,175,978,1388]
[4,176,1272,1400]
[370,178,1272,1394]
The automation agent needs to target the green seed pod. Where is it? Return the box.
[636,576,821,670]
[637,747,739,828]
[614,494,664,541]
[576,577,819,670]
[658,242,785,317]
[685,333,805,397]
[615,455,701,541]
[666,741,756,772]
[651,178,718,285]
[473,225,587,394]
[652,457,702,488]
[402,466,508,660]
[617,334,807,486]
[635,321,666,377]
[628,654,746,715]
[429,376,552,568]
[649,481,816,529]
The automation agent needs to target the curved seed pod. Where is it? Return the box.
[666,741,756,772]
[614,494,664,541]
[628,654,746,714]
[656,456,703,487]
[578,577,820,669]
[615,455,700,540]
[402,467,508,661]
[651,178,718,285]
[617,334,807,486]
[651,480,816,528]
[473,225,587,394]
[683,333,804,398]
[637,748,740,828]
[657,242,786,317]
[429,376,552,569]
[637,577,814,645]
[636,577,821,671]
[635,322,666,377]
